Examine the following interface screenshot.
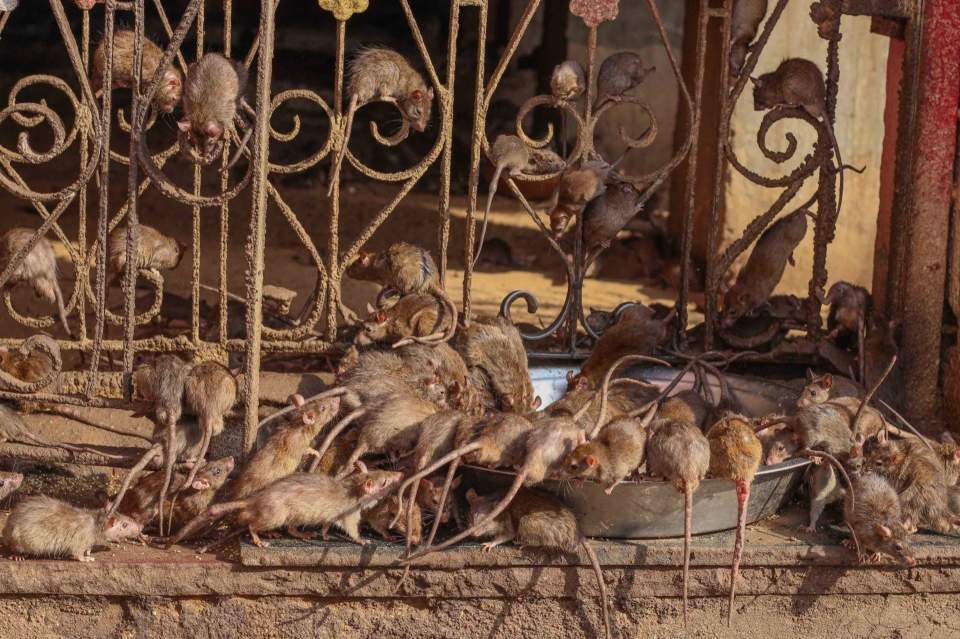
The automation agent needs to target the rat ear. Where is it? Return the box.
[191,478,211,491]
[106,516,116,528]
[354,460,368,475]
[450,476,462,490]
[302,410,316,426]
[566,370,576,385]
[953,448,960,463]
[289,394,305,408]
[205,121,222,138]
[577,430,587,445]
[531,395,542,410]
[375,311,387,323]
[821,374,833,390]
[749,76,761,85]
[465,488,479,503]
[426,87,434,100]
[585,454,598,467]
[806,368,814,383]
[874,523,893,539]
[366,302,377,315]
[411,89,423,100]
[177,119,191,133]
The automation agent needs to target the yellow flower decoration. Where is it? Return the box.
[318,0,370,21]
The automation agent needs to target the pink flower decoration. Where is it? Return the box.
[570,0,619,27]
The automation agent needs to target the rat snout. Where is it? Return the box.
[903,555,917,567]
[413,119,427,133]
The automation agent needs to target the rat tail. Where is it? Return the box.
[392,442,481,526]
[582,539,613,639]
[474,163,505,270]
[107,443,164,518]
[682,482,692,628]
[392,286,459,347]
[420,456,460,553]
[827,124,844,217]
[51,276,71,337]
[590,354,671,439]
[728,479,750,627]
[328,94,359,197]
[166,499,247,547]
[313,407,366,465]
[402,465,524,563]
[157,421,177,536]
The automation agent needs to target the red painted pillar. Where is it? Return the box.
[895,0,960,429]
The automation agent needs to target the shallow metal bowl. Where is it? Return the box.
[462,364,808,539]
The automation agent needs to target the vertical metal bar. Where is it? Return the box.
[437,0,461,284]
[220,0,233,349]
[122,0,145,392]
[78,8,90,342]
[893,0,960,429]
[326,19,346,342]
[242,0,277,455]
[191,0,205,348]
[86,0,118,398]
[703,0,734,349]
[462,0,488,324]
[676,0,710,342]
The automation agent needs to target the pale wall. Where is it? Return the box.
[724,5,889,293]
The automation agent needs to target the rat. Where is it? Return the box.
[843,472,916,566]
[551,60,586,101]
[455,314,539,413]
[645,418,710,625]
[722,209,808,326]
[862,437,958,534]
[107,224,185,288]
[752,58,846,214]
[165,456,236,534]
[825,281,871,380]
[596,51,655,105]
[355,294,453,348]
[313,392,438,479]
[178,53,249,166]
[116,455,235,530]
[0,333,57,385]
[3,495,141,561]
[129,354,192,534]
[328,47,434,195]
[403,417,584,561]
[398,342,476,413]
[465,488,612,639]
[169,467,402,548]
[706,415,763,626]
[564,411,654,494]
[474,135,530,268]
[658,391,711,432]
[729,0,768,76]
[582,181,643,257]
[0,228,71,336]
[92,29,182,114]
[346,242,457,343]
[568,304,672,392]
[364,494,421,545]
[178,361,237,499]
[0,471,22,501]
[548,159,617,238]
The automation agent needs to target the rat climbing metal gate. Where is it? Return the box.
[0,0,948,459]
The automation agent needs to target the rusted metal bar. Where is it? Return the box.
[888,0,960,430]
[242,0,277,456]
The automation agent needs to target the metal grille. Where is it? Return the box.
[0,0,938,454]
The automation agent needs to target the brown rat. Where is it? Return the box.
[862,437,958,534]
[706,415,763,626]
[645,418,710,625]
[548,159,615,238]
[107,224,185,288]
[658,391,710,432]
[843,472,916,566]
[0,471,23,502]
[564,412,653,494]
[465,488,612,639]
[398,343,477,415]
[568,304,672,392]
[347,242,457,343]
[313,392,438,479]
[170,467,402,548]
[752,58,846,213]
[455,314,539,413]
[179,361,237,490]
[178,53,249,165]
[0,228,70,336]
[355,294,453,348]
[0,333,57,385]
[474,135,530,268]
[92,29,182,114]
[3,495,141,561]
[596,51,655,105]
[364,494,421,545]
[722,209,808,326]
[582,181,643,257]
[166,456,236,533]
[551,60,586,101]
[403,417,584,562]
[729,0,768,76]
[328,47,434,195]
[825,281,871,379]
